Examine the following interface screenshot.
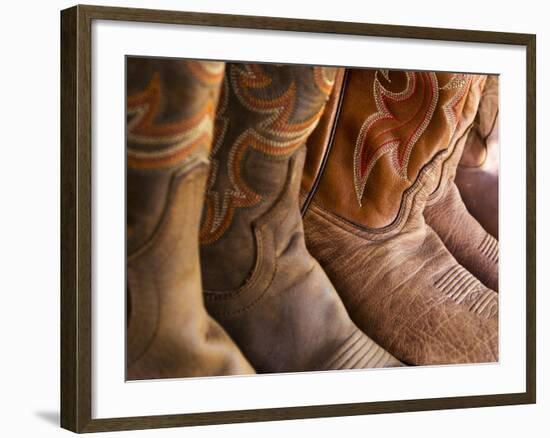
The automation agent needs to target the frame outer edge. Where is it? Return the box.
[77,4,94,432]
[525,34,536,404]
[76,4,534,45]
[61,4,94,433]
[60,5,79,433]
[60,4,536,432]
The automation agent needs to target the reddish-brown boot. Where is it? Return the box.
[302,69,498,365]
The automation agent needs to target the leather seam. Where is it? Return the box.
[426,122,475,205]
[203,150,302,312]
[305,151,446,240]
[301,69,349,217]
[208,227,279,317]
[128,157,209,261]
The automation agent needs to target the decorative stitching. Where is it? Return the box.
[305,150,447,241]
[186,60,225,84]
[342,339,376,369]
[352,71,475,209]
[435,265,498,319]
[478,232,499,263]
[321,330,363,369]
[205,224,279,317]
[203,151,304,314]
[313,66,336,94]
[127,71,216,170]
[441,74,470,131]
[353,71,439,205]
[200,64,332,243]
[427,75,486,202]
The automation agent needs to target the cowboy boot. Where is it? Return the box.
[126,58,254,379]
[454,75,499,238]
[301,69,498,365]
[200,63,401,373]
[455,74,499,238]
[423,75,499,292]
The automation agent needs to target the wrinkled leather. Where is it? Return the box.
[127,58,224,253]
[455,75,499,238]
[305,200,498,365]
[303,69,498,365]
[200,64,401,372]
[126,58,254,379]
[424,76,498,292]
[424,182,498,292]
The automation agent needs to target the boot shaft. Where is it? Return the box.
[455,75,499,237]
[200,63,337,290]
[126,59,254,378]
[127,58,224,254]
[302,69,486,233]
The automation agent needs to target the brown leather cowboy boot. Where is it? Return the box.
[200,63,401,373]
[454,75,499,238]
[423,75,499,292]
[302,69,498,365]
[126,58,254,380]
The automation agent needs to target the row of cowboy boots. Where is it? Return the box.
[126,58,498,380]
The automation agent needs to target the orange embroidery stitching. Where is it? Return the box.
[200,65,333,243]
[127,72,215,169]
[186,61,225,85]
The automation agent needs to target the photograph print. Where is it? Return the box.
[125,58,499,380]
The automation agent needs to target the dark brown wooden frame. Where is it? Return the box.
[61,4,536,433]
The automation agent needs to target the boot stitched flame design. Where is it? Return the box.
[353,71,471,206]
[127,61,223,170]
[200,64,335,244]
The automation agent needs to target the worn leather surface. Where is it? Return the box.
[127,162,255,379]
[200,64,401,372]
[302,70,498,365]
[425,182,499,292]
[455,75,499,238]
[424,76,498,292]
[127,58,224,253]
[305,200,498,365]
[126,58,254,379]
[301,68,346,197]
[199,64,340,289]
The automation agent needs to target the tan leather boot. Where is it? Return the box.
[200,63,401,373]
[302,69,498,365]
[454,75,499,238]
[423,75,499,292]
[126,58,254,380]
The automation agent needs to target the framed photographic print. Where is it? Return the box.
[60,4,536,433]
